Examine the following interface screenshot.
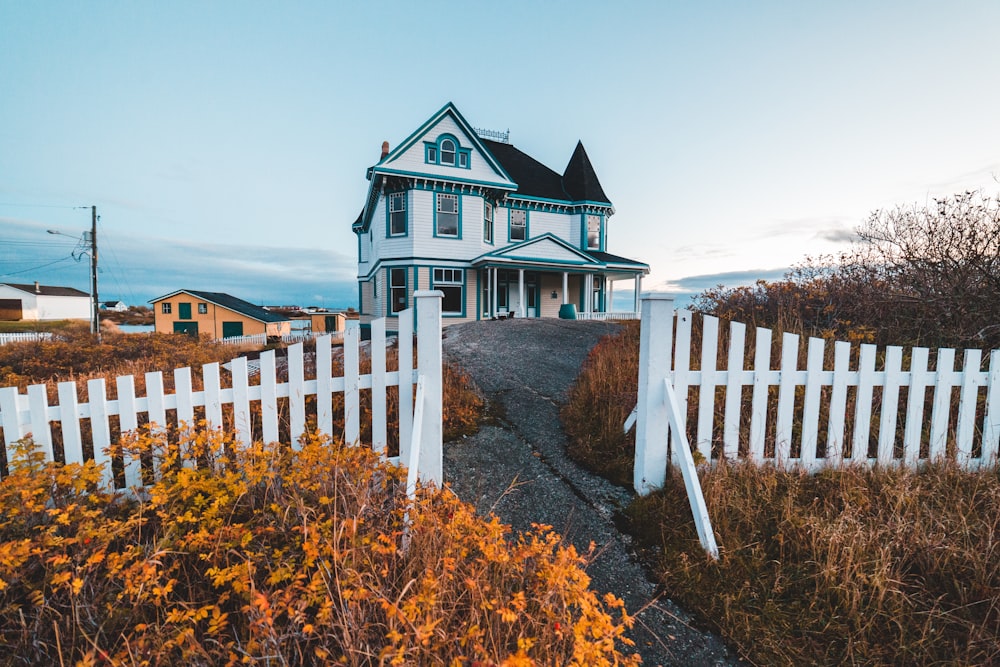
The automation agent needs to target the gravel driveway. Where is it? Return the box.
[442,318,742,667]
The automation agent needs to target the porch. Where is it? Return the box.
[475,266,644,320]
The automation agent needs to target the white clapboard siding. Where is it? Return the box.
[631,295,1000,482]
[0,295,444,492]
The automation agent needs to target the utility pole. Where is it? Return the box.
[90,205,100,342]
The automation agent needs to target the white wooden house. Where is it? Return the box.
[0,282,91,321]
[352,102,649,334]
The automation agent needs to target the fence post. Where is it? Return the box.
[414,290,443,487]
[634,293,674,495]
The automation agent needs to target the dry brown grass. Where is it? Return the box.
[625,463,1000,665]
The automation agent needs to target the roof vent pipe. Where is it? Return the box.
[34,281,40,294]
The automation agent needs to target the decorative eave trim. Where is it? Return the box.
[505,194,615,216]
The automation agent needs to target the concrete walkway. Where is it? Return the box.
[441,318,741,667]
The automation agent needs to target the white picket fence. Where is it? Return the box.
[630,294,1000,492]
[0,291,445,492]
[219,331,332,346]
[0,332,53,346]
[576,311,640,322]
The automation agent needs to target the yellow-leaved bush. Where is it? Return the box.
[0,425,637,666]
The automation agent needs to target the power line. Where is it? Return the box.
[0,256,75,277]
[0,202,88,210]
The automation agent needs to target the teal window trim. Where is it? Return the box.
[583,213,605,251]
[386,191,408,238]
[423,133,472,170]
[433,191,463,239]
[432,266,466,318]
[388,266,408,316]
[509,207,528,242]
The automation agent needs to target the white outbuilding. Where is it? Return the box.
[0,282,91,321]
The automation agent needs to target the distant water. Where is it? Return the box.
[116,324,155,334]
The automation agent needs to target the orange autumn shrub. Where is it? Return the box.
[0,426,636,666]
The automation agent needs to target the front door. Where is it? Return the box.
[173,321,199,336]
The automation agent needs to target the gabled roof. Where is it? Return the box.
[562,141,611,204]
[1,282,89,298]
[353,103,616,233]
[150,290,290,323]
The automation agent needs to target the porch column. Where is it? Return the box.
[491,267,498,318]
[584,274,593,314]
[633,275,642,313]
[562,272,568,305]
[518,269,526,318]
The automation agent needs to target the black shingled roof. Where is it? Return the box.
[584,250,649,268]
[2,282,89,297]
[155,290,289,323]
[562,141,611,204]
[481,139,612,206]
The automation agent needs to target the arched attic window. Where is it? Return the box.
[440,138,456,165]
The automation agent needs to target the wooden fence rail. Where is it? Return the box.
[0,292,445,491]
[632,294,1000,493]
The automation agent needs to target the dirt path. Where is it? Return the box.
[442,318,741,667]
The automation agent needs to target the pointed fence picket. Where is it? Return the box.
[631,294,1000,487]
[0,293,445,492]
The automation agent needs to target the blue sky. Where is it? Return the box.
[2,1,999,308]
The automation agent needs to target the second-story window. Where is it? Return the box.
[436,193,459,237]
[510,209,526,241]
[587,214,601,250]
[198,303,208,314]
[161,302,172,314]
[483,202,493,243]
[389,192,406,236]
[440,138,456,166]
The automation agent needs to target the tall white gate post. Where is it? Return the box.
[414,290,444,487]
[634,293,674,495]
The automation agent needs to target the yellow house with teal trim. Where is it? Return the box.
[351,102,649,335]
[150,290,291,339]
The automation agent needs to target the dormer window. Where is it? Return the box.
[440,139,456,165]
[424,134,472,169]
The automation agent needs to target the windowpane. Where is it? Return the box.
[587,215,601,249]
[440,286,462,313]
[441,139,456,165]
[459,153,468,168]
[436,194,458,236]
[483,203,493,243]
[390,268,406,314]
[389,192,406,235]
[161,303,171,314]
[510,209,526,241]
[198,303,208,314]
[427,146,437,162]
[433,267,463,314]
